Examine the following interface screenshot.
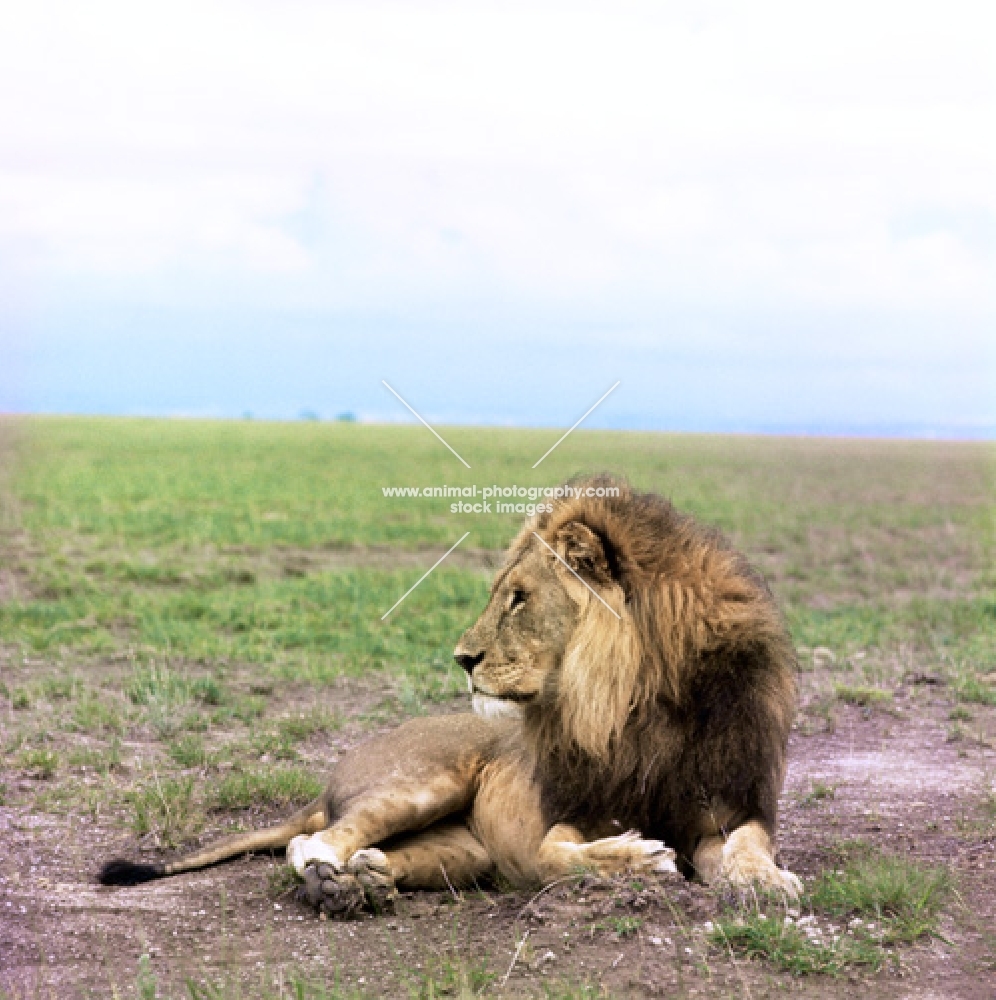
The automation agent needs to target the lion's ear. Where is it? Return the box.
[556,522,614,589]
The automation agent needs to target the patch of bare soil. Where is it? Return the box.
[2,681,995,999]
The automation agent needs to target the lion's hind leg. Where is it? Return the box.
[384,819,494,891]
[287,765,477,877]
[536,824,677,884]
[692,820,802,898]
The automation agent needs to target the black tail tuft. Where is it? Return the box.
[98,859,166,886]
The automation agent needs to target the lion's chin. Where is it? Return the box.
[472,693,525,720]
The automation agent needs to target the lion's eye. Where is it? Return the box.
[509,589,527,612]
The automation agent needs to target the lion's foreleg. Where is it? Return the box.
[535,824,677,884]
[692,820,801,897]
[288,771,474,875]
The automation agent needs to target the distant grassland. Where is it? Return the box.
[0,417,993,702]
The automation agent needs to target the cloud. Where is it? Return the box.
[1,1,994,427]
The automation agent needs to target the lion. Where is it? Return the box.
[100,476,801,913]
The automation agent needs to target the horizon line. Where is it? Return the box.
[1,410,993,443]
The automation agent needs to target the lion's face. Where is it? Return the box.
[454,541,579,720]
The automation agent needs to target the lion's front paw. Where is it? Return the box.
[578,831,678,876]
[616,831,679,875]
[756,865,802,898]
[721,846,802,899]
[296,863,367,918]
[643,839,680,875]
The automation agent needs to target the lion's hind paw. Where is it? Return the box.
[295,851,397,919]
[287,833,343,876]
[296,863,366,919]
[347,848,398,914]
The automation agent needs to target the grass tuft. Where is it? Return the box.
[66,739,121,773]
[39,674,79,701]
[72,692,125,734]
[183,971,368,999]
[540,982,615,1000]
[716,849,953,974]
[19,747,58,779]
[953,674,996,706]
[811,851,951,944]
[712,913,885,975]
[277,707,341,742]
[407,955,495,999]
[191,676,226,706]
[833,685,892,707]
[128,773,200,848]
[167,733,208,768]
[211,766,324,811]
[800,781,838,806]
[127,662,191,707]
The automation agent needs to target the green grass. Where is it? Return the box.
[0,566,490,695]
[712,913,885,975]
[2,419,992,689]
[714,849,953,974]
[168,733,209,768]
[277,707,340,739]
[811,851,952,944]
[0,418,991,996]
[591,915,643,939]
[540,983,616,1000]
[38,673,80,700]
[800,780,838,806]
[406,955,496,999]
[66,739,122,773]
[127,663,219,707]
[981,787,996,833]
[953,673,996,706]
[128,773,200,847]
[18,747,59,778]
[71,691,126,734]
[833,685,892,707]
[210,766,324,811]
[132,957,370,1000]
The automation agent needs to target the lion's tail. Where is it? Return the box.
[97,796,327,886]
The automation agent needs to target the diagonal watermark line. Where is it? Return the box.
[531,381,620,468]
[532,532,621,619]
[382,380,471,468]
[381,532,471,620]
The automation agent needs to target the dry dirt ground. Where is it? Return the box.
[2,669,995,1000]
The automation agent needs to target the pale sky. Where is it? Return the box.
[2,0,994,434]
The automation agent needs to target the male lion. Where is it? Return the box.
[100,477,801,913]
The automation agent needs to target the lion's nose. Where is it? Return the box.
[454,649,485,674]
